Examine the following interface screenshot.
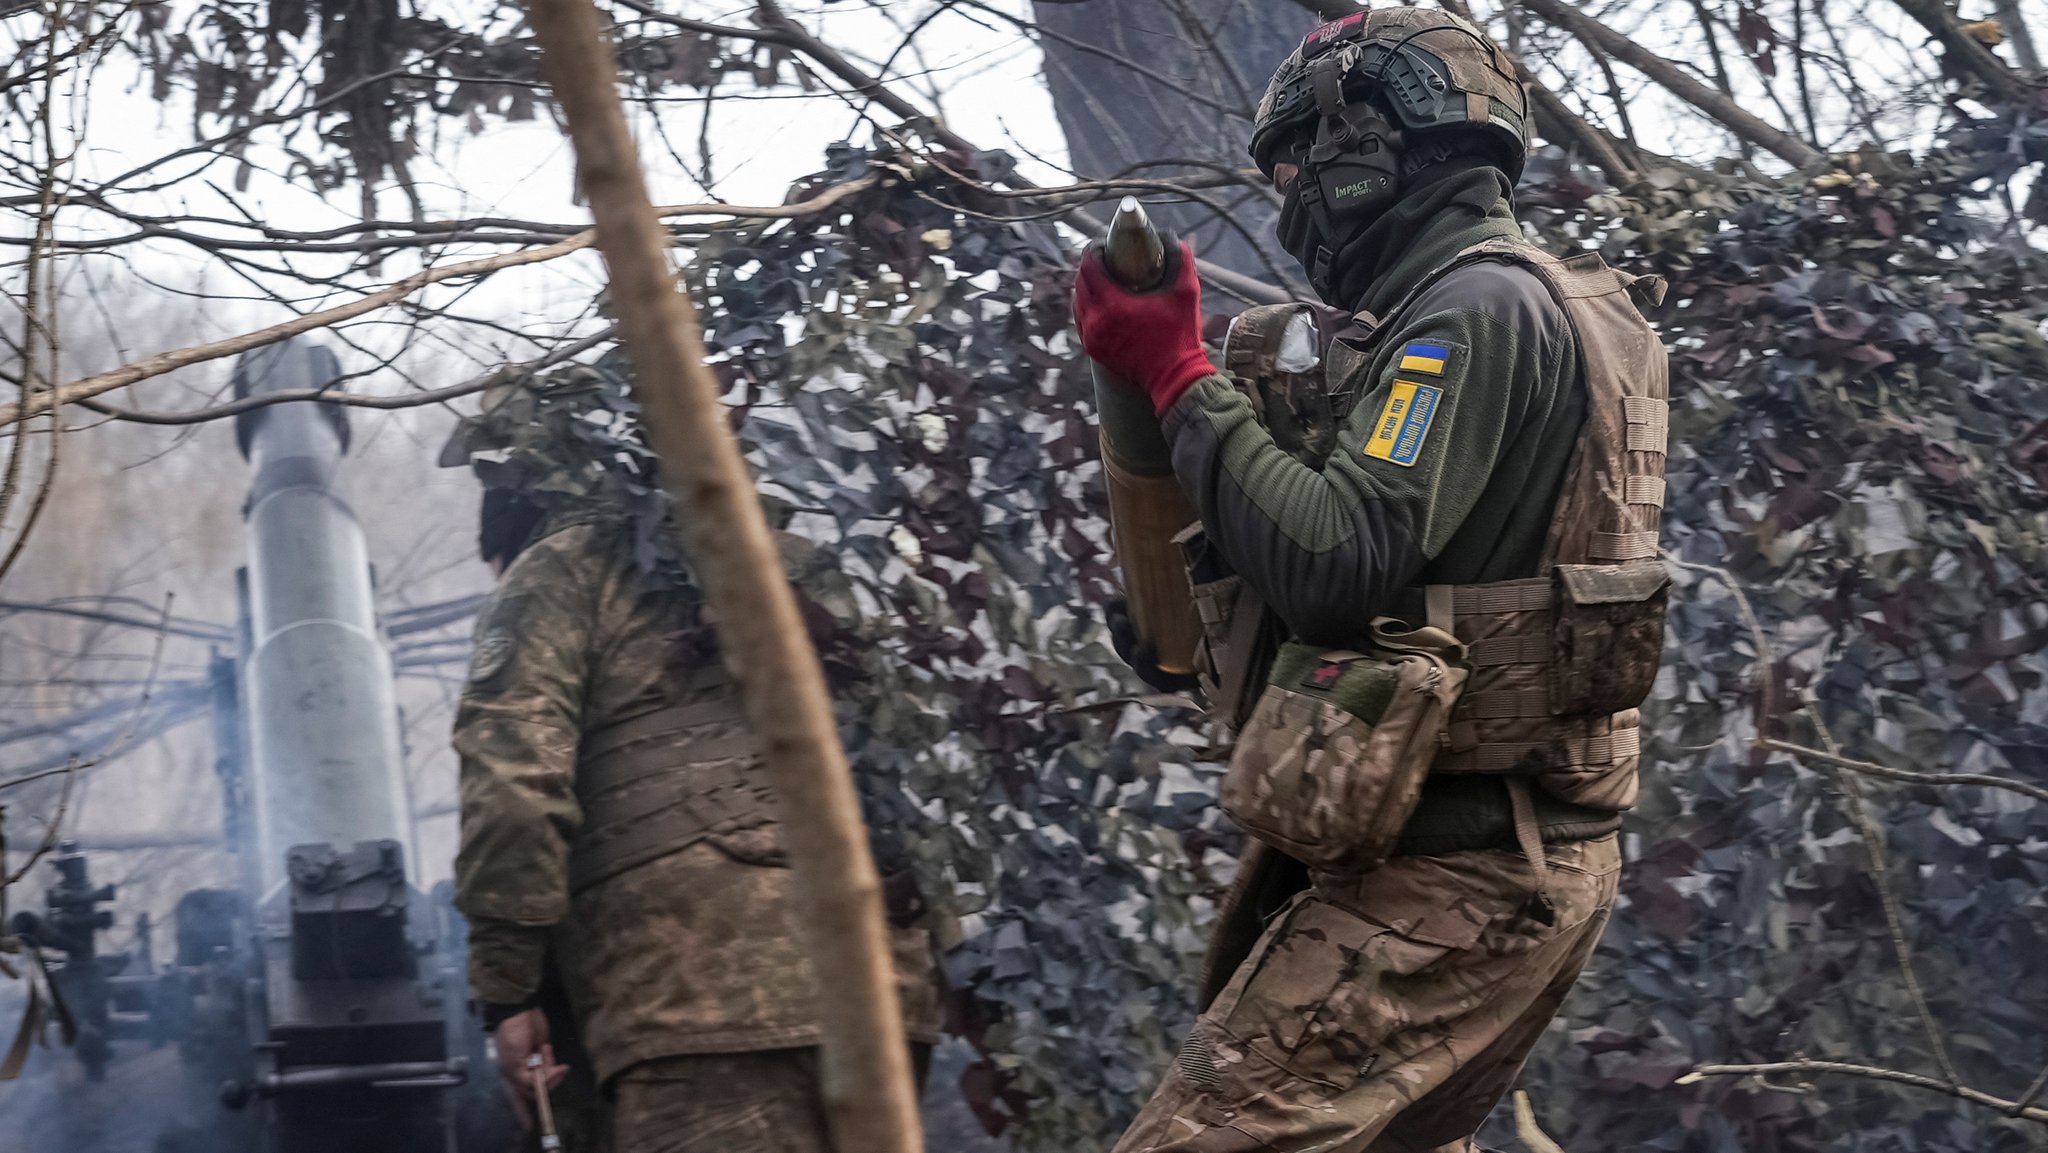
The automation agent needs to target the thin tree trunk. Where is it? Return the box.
[1588,43,1640,149]
[1792,0,1823,145]
[1686,0,1756,161]
[1518,0,1825,168]
[1689,0,1738,102]
[521,1,923,1151]
[1993,0,2042,72]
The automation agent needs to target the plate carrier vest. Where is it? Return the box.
[1207,236,1670,812]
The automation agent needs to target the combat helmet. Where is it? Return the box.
[1252,8,1531,192]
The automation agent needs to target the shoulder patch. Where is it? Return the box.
[1398,342,1450,376]
[468,629,516,685]
[1363,381,1443,468]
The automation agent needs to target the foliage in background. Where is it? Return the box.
[707,147,1241,1147]
[1504,111,2048,1152]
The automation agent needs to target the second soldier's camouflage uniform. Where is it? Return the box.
[455,516,940,1152]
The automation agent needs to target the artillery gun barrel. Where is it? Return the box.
[233,338,416,895]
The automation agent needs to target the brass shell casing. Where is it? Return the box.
[1100,428,1201,676]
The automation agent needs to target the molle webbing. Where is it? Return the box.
[1374,237,1666,812]
[568,687,777,893]
[1426,564,1643,791]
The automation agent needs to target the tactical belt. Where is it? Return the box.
[567,684,777,894]
[1392,774,1621,857]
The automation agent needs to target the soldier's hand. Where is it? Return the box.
[493,1008,569,1132]
[1072,238,1216,415]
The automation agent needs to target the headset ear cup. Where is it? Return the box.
[1307,104,1403,227]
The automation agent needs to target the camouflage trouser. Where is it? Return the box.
[1113,834,1621,1153]
[600,1045,931,1153]
[605,1049,830,1153]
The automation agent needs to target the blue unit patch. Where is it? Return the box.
[1363,381,1444,467]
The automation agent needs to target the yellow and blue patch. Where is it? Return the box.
[1363,381,1443,467]
[1398,341,1450,376]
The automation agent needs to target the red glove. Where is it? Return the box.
[1072,238,1217,415]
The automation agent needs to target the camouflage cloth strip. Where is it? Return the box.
[1112,835,1620,1153]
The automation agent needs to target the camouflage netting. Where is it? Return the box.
[1501,116,2048,1152]
[486,115,2046,1150]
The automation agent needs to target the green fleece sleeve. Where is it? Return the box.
[1162,269,1570,645]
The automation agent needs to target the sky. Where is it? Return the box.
[11,0,1076,402]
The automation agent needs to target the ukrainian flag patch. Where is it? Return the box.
[1398,341,1450,375]
[1363,381,1443,467]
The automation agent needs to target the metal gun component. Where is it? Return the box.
[220,1057,469,1106]
[233,339,416,894]
[23,337,509,1153]
[225,339,476,1153]
[11,840,118,1079]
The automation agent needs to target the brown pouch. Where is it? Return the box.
[1552,559,1670,716]
[1220,591,1468,875]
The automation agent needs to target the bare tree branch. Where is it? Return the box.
[0,598,229,641]
[0,182,883,427]
[1678,1061,2048,1125]
[1759,737,2048,805]
[1526,74,1641,182]
[660,0,1291,304]
[1889,0,2027,99]
[1992,0,2043,72]
[75,325,616,425]
[1517,0,1826,168]
[1794,686,1959,1086]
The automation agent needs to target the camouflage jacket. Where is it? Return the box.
[453,517,940,1082]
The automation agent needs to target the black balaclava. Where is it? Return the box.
[478,485,546,570]
[1277,132,1512,312]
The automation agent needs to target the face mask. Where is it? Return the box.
[1276,178,1318,272]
